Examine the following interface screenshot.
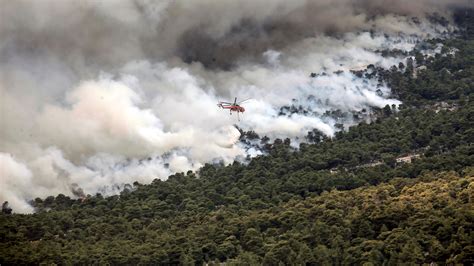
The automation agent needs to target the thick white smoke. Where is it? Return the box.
[1,0,471,212]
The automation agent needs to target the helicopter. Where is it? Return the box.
[217,97,250,121]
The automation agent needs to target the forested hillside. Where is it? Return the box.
[1,9,473,265]
[2,170,473,265]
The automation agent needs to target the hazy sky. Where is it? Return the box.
[1,0,471,212]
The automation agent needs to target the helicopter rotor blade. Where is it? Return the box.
[238,98,253,104]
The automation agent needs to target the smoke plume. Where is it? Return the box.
[1,0,472,212]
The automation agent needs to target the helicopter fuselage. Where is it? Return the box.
[218,104,245,113]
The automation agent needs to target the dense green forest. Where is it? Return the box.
[1,170,473,265]
[1,9,473,265]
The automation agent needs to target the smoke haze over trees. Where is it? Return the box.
[1,2,474,264]
[0,1,473,211]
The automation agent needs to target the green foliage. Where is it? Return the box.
[378,10,474,106]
